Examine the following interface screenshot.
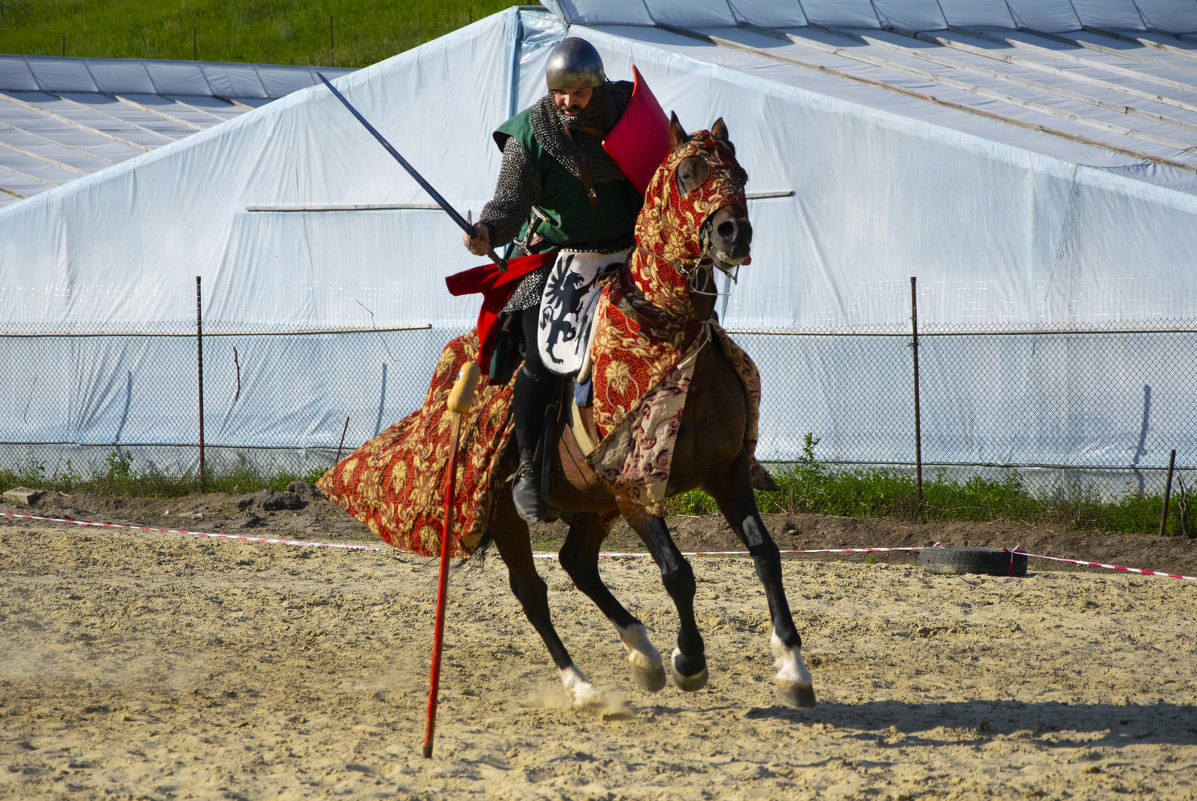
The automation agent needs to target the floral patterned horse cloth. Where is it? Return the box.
[316,331,513,557]
[317,129,772,555]
[587,129,773,513]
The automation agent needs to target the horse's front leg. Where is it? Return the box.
[705,452,816,708]
[559,513,667,692]
[614,497,708,692]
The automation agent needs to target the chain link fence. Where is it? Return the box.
[1,299,1192,506]
[740,322,1195,503]
[0,320,458,484]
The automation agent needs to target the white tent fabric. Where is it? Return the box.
[0,56,353,209]
[547,0,1197,32]
[1,1,1195,478]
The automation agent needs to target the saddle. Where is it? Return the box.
[540,317,777,517]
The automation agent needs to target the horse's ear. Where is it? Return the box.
[669,112,689,148]
[711,117,729,141]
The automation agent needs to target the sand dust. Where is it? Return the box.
[2,505,1195,800]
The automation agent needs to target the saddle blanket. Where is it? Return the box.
[316,331,514,558]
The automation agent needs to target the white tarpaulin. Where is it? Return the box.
[0,56,354,209]
[1,1,1195,480]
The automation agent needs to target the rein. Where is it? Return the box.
[683,261,728,300]
[668,231,740,301]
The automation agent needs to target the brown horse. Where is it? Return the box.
[482,115,816,709]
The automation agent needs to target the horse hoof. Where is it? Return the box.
[619,624,665,693]
[671,648,709,692]
[633,664,667,693]
[570,682,606,709]
[776,680,817,709]
[771,634,814,708]
[561,665,604,709]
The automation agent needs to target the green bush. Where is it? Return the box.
[664,433,1193,537]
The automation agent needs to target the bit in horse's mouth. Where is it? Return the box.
[709,248,748,274]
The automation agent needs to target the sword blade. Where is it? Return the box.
[317,72,506,271]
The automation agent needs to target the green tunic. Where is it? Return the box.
[495,109,643,251]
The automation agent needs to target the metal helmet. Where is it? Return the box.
[545,37,606,91]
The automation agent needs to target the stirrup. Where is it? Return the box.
[513,454,545,523]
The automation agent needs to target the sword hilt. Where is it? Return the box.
[467,211,507,273]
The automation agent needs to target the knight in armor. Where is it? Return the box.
[463,37,644,523]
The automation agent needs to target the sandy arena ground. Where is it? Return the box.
[1,493,1196,800]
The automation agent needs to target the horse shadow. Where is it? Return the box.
[739,699,1197,748]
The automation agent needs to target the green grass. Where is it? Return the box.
[662,434,1194,538]
[2,437,1190,536]
[0,448,326,499]
[0,0,526,67]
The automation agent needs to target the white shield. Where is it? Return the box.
[537,248,630,376]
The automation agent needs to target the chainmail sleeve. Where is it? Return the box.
[478,136,541,247]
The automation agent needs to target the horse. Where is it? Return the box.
[481,114,816,710]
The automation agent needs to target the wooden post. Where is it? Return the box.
[196,277,206,489]
[335,416,350,464]
[1159,449,1177,536]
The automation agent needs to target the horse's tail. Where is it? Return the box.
[460,531,496,575]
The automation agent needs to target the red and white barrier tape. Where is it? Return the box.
[1010,549,1195,581]
[0,511,383,551]
[3,511,1193,581]
[567,546,927,559]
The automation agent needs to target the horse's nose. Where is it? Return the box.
[715,210,752,258]
[716,216,751,244]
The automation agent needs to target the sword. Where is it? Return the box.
[317,72,507,271]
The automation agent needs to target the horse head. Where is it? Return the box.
[635,113,752,275]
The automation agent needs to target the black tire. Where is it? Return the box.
[918,547,1028,577]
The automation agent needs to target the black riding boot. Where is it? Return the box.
[511,364,555,522]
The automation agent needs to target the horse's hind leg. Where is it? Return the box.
[614,498,708,692]
[488,495,603,707]
[704,451,816,709]
[559,513,666,692]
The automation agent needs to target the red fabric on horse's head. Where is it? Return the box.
[635,129,749,267]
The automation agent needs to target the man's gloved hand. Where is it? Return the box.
[463,222,491,256]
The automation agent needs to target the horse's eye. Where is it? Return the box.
[675,156,709,195]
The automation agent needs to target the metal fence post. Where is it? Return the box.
[335,416,350,465]
[1160,448,1177,536]
[910,277,924,511]
[196,276,206,489]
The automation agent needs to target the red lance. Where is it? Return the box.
[423,361,481,759]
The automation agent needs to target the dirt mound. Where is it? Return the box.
[4,487,1196,576]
